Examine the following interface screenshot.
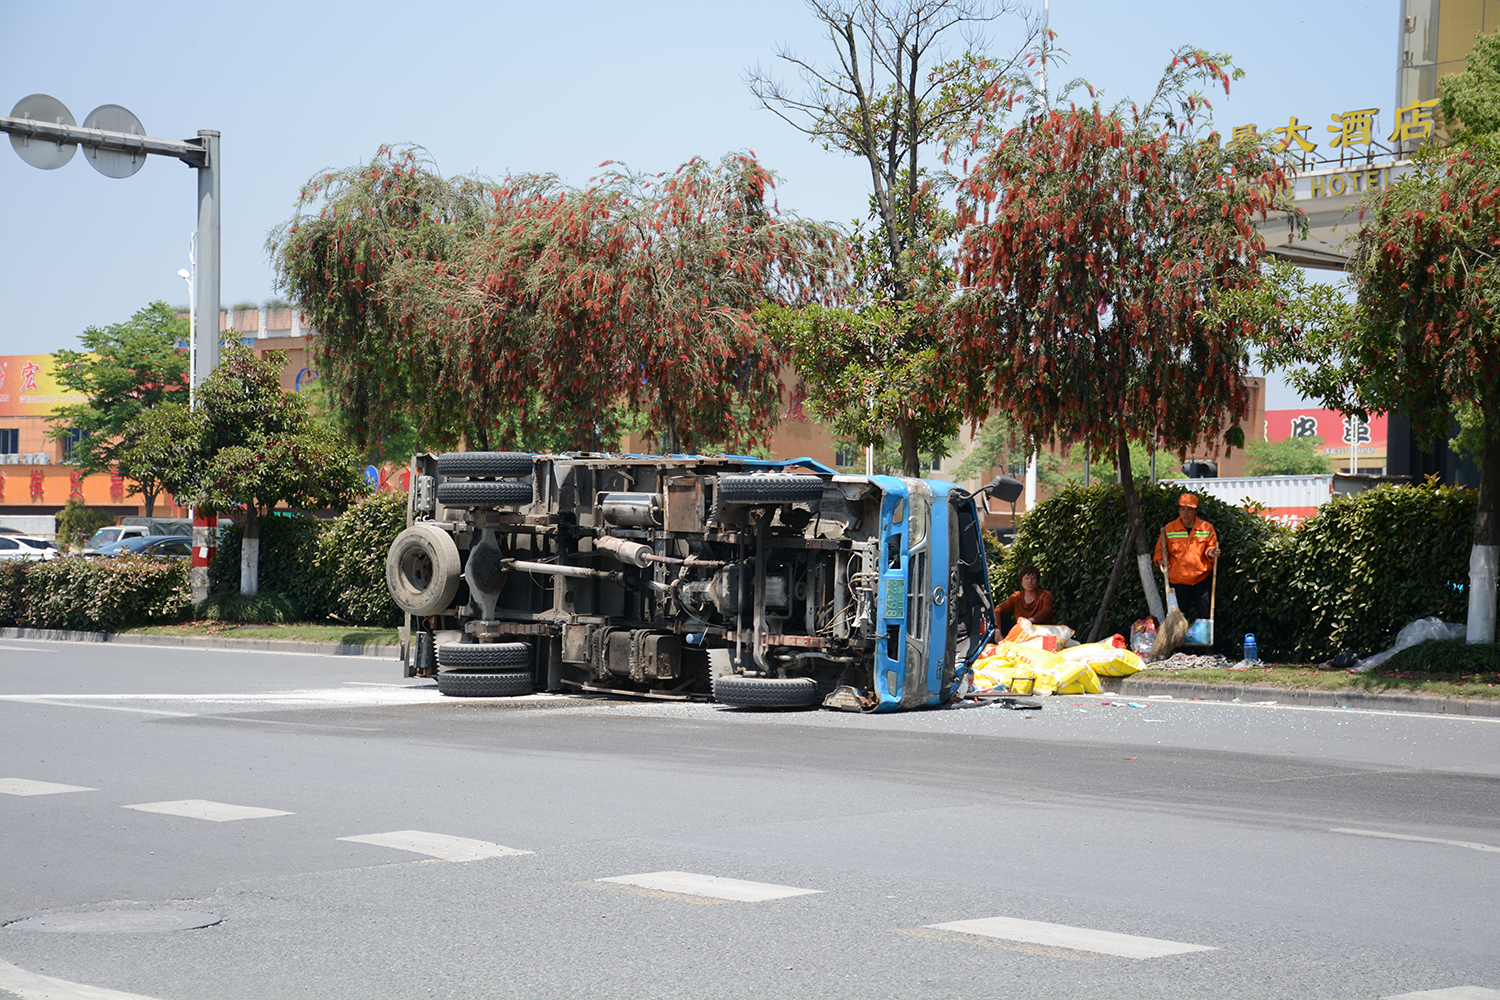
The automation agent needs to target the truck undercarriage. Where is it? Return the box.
[387,453,993,711]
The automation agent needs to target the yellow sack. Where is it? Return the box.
[1029,657,1102,695]
[991,642,1065,695]
[973,662,1037,693]
[1059,641,1144,678]
[1055,663,1104,695]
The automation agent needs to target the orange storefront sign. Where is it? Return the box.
[0,465,187,512]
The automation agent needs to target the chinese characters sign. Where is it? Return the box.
[1234,98,1440,165]
[0,354,90,416]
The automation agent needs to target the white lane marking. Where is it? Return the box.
[596,871,823,902]
[0,686,443,708]
[337,830,532,862]
[121,799,293,822]
[1333,827,1500,853]
[0,959,165,1000]
[927,916,1216,960]
[0,645,57,653]
[1,697,198,717]
[1383,988,1500,999]
[1,778,97,796]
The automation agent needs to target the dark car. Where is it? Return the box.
[92,534,192,559]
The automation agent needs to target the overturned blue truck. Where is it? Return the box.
[386,453,995,711]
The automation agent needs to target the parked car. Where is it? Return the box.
[83,524,150,555]
[82,520,194,556]
[0,535,61,561]
[91,535,192,559]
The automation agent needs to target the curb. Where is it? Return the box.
[1101,676,1500,718]
[0,627,398,659]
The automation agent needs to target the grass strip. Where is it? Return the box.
[1136,665,1500,700]
[122,622,400,646]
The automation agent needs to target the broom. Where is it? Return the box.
[1148,527,1190,661]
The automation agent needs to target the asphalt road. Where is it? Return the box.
[1,637,1497,1000]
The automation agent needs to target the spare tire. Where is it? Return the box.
[437,451,535,478]
[437,641,533,669]
[717,473,824,505]
[436,480,533,508]
[386,523,462,616]
[436,670,533,698]
[712,674,819,708]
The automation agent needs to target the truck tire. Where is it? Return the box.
[437,451,534,478]
[712,675,819,708]
[436,670,533,697]
[436,480,533,508]
[716,473,824,505]
[386,523,462,616]
[436,641,533,669]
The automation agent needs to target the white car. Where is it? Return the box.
[0,535,61,562]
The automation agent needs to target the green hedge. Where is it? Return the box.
[210,514,331,620]
[207,490,405,626]
[997,479,1478,662]
[0,557,191,631]
[315,490,406,627]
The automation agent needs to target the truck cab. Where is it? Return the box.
[387,453,993,711]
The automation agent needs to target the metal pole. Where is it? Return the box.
[195,130,220,390]
[192,131,220,605]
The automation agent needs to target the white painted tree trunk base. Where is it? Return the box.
[241,534,259,596]
[1137,553,1165,622]
[1468,544,1497,645]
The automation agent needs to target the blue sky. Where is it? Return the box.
[1,0,1395,405]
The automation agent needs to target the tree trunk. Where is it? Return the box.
[1119,430,1166,621]
[240,507,260,597]
[1469,399,1499,644]
[1088,520,1139,643]
[143,487,157,518]
[898,414,921,478]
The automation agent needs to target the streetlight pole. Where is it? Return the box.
[177,238,196,410]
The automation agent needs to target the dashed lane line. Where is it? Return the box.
[595,871,823,902]
[0,778,96,796]
[1334,827,1500,853]
[926,915,1216,960]
[337,830,533,862]
[121,799,293,822]
[1383,988,1500,999]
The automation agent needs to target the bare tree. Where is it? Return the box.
[748,0,1038,474]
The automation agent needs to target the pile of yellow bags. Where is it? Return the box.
[970,633,1143,696]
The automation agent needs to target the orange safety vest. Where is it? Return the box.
[1153,517,1218,586]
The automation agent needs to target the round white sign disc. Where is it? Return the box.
[8,94,77,170]
[82,104,146,178]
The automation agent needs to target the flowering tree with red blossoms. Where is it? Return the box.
[947,48,1292,619]
[270,146,844,457]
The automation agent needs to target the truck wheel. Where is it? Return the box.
[436,670,533,697]
[716,473,824,504]
[436,480,533,508]
[437,451,534,478]
[386,523,462,616]
[712,675,819,708]
[437,641,532,669]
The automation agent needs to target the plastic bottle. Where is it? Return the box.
[1243,633,1259,662]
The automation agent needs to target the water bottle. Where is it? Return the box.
[1243,633,1259,662]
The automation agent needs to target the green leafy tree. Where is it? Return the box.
[180,346,370,596]
[49,301,188,474]
[55,500,116,552]
[1439,29,1500,139]
[113,402,200,516]
[271,146,840,457]
[948,47,1292,622]
[1242,434,1334,476]
[748,0,1037,474]
[1232,139,1500,642]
